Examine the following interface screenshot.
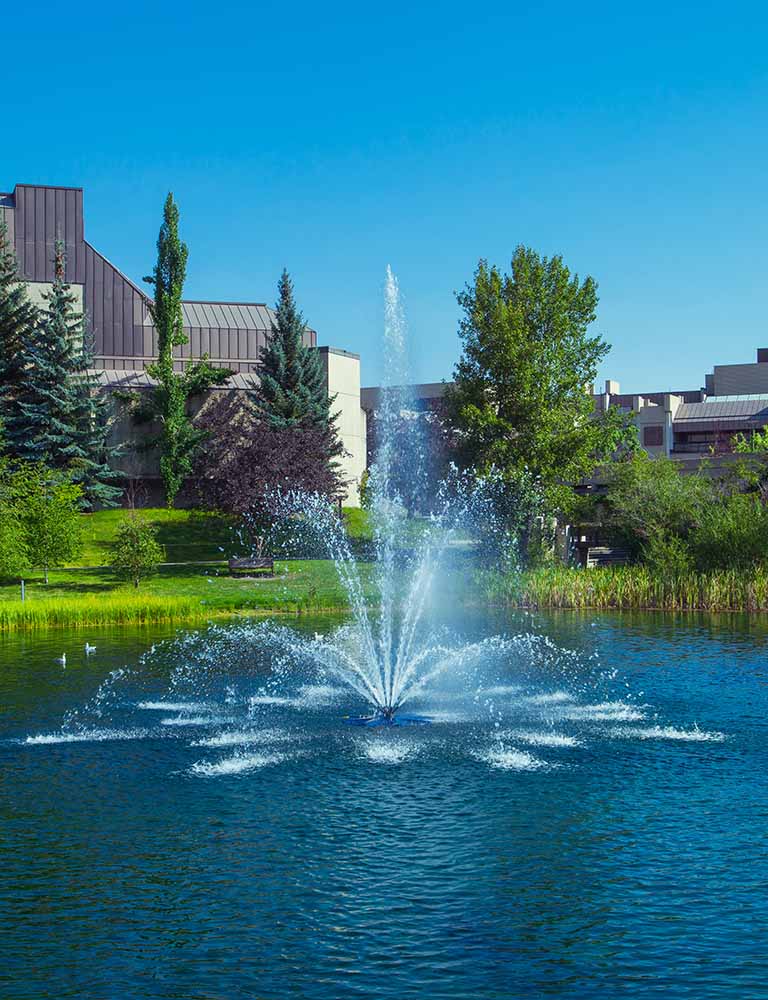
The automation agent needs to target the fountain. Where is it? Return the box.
[24,267,721,762]
[251,266,512,724]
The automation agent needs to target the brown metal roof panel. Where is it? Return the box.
[236,304,255,329]
[203,303,224,328]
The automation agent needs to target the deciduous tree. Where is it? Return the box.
[14,465,83,583]
[446,247,636,516]
[109,513,165,588]
[143,194,231,507]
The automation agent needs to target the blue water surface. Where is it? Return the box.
[1,611,767,999]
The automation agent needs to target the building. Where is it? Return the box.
[0,183,366,505]
[360,351,768,479]
[594,347,768,472]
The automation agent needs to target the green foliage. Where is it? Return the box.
[0,219,38,412]
[733,427,768,454]
[143,194,231,507]
[3,242,122,508]
[0,455,29,580]
[255,270,335,431]
[358,469,371,509]
[252,270,343,487]
[0,559,377,630]
[491,565,768,612]
[343,505,373,541]
[76,507,232,565]
[727,428,768,497]
[605,452,713,555]
[0,593,204,631]
[14,465,84,583]
[689,493,768,571]
[68,328,124,509]
[109,513,165,588]
[4,243,82,467]
[446,247,636,512]
[605,451,768,574]
[642,533,695,578]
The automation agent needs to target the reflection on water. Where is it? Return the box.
[1,611,767,999]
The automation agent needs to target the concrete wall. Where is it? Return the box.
[710,362,768,396]
[24,280,84,312]
[319,347,366,506]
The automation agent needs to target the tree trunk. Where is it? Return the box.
[44,565,49,585]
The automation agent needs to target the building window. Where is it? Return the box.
[643,425,664,447]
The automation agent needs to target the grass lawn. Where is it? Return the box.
[76,507,367,566]
[0,559,378,630]
[77,508,235,566]
[0,506,383,630]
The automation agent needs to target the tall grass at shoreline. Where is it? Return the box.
[3,563,768,631]
[0,594,211,632]
[495,566,768,612]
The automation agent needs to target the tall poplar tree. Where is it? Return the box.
[0,218,38,416]
[253,270,343,471]
[143,193,230,506]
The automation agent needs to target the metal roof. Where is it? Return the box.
[140,301,277,331]
[675,399,768,422]
[91,369,257,391]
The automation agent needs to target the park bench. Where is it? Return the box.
[228,557,275,578]
[585,546,629,569]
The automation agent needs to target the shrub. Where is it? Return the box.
[109,514,165,588]
[642,533,694,578]
[690,493,768,571]
[605,452,712,556]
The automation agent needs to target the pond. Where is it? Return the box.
[2,610,767,999]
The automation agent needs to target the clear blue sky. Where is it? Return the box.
[4,0,768,390]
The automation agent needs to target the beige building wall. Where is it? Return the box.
[24,280,85,313]
[319,347,367,507]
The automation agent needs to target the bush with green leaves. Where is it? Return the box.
[689,493,768,571]
[642,533,695,578]
[604,452,713,557]
[109,514,165,588]
[0,489,28,581]
[8,464,83,583]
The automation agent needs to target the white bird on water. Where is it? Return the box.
[56,653,66,666]
[85,643,96,654]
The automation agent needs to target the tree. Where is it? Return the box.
[3,242,122,508]
[194,392,345,554]
[729,427,768,500]
[604,451,712,558]
[0,219,38,417]
[0,452,30,580]
[143,193,231,507]
[68,328,124,509]
[252,271,343,480]
[15,465,83,584]
[109,513,165,587]
[445,248,636,514]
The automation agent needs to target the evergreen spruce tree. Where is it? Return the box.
[5,242,122,508]
[0,219,38,420]
[69,326,124,508]
[4,241,81,467]
[143,193,231,506]
[254,270,343,477]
